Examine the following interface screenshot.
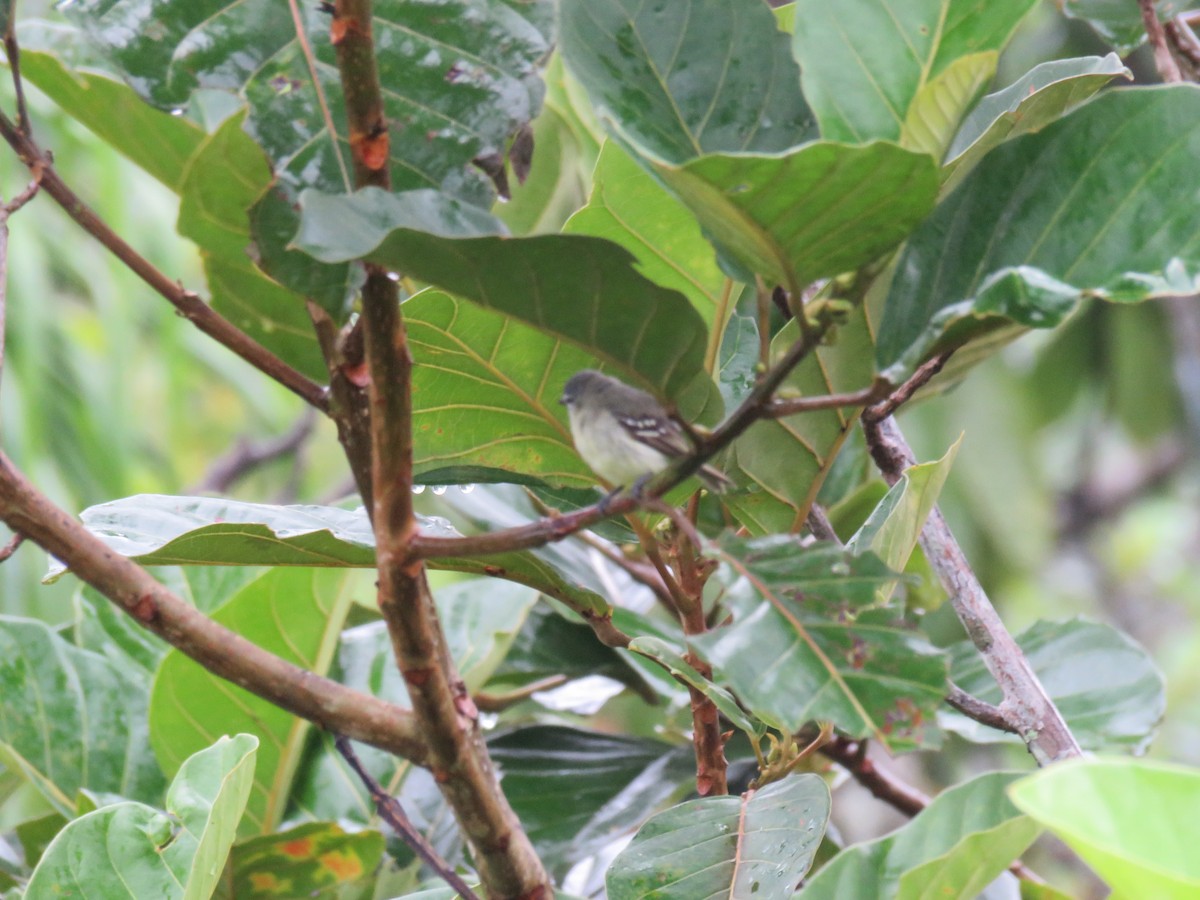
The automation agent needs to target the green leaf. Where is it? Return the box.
[68,0,552,200]
[559,0,816,164]
[1061,0,1186,52]
[1009,756,1200,899]
[877,86,1200,379]
[17,51,205,191]
[489,725,695,879]
[899,52,997,160]
[800,771,1037,899]
[177,112,329,379]
[846,436,960,600]
[149,569,360,835]
[565,141,729,328]
[55,493,612,618]
[698,539,947,750]
[793,0,1038,144]
[606,774,830,900]
[294,193,723,417]
[628,637,767,739]
[946,617,1165,752]
[223,821,384,898]
[944,54,1132,191]
[0,615,166,815]
[25,734,258,900]
[650,142,938,298]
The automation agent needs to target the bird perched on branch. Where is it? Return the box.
[559,369,733,494]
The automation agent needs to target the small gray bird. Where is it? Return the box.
[559,369,732,493]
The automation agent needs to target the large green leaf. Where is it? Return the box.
[0,616,165,815]
[565,141,728,329]
[149,568,362,836]
[489,725,695,879]
[294,192,723,417]
[606,774,830,900]
[877,86,1200,380]
[1061,0,1185,52]
[649,142,938,298]
[17,51,205,191]
[69,0,552,200]
[1009,756,1200,899]
[944,54,1132,190]
[26,734,257,900]
[799,771,1037,899]
[53,494,612,618]
[177,112,330,379]
[559,0,816,164]
[946,618,1165,752]
[697,539,947,750]
[793,0,1038,144]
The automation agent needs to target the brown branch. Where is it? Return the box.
[410,307,842,561]
[767,382,890,417]
[332,1,550,895]
[946,684,1021,735]
[0,531,23,562]
[574,530,675,609]
[0,109,330,413]
[1141,0,1184,82]
[190,409,318,494]
[0,451,428,762]
[3,21,30,137]
[473,676,569,713]
[862,352,952,424]
[335,735,481,900]
[820,737,928,817]
[860,416,1081,764]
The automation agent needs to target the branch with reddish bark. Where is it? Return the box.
[860,360,1081,764]
[331,2,550,895]
[0,108,329,412]
[0,451,428,761]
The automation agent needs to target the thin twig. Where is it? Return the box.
[766,382,890,417]
[334,736,481,900]
[0,531,23,562]
[1141,0,1184,82]
[473,676,568,712]
[190,408,318,494]
[0,109,330,412]
[575,530,675,608]
[945,684,1020,735]
[862,352,953,424]
[805,503,839,542]
[2,23,30,137]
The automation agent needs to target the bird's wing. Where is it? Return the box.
[616,413,692,458]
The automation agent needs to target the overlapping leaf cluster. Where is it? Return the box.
[0,0,1191,896]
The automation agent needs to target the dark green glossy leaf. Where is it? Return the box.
[294,194,724,417]
[559,0,816,164]
[1010,757,1200,899]
[149,568,361,836]
[69,0,552,200]
[489,725,695,879]
[565,141,728,328]
[0,616,165,815]
[877,86,1200,379]
[18,51,205,190]
[54,493,612,617]
[799,771,1037,899]
[698,539,946,750]
[223,822,383,899]
[26,734,257,900]
[607,774,830,900]
[178,113,329,379]
[793,0,1038,144]
[946,617,1165,752]
[945,54,1131,188]
[650,142,938,297]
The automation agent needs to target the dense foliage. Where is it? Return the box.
[1,0,1199,898]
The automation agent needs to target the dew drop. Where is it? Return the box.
[412,485,426,494]
[431,485,448,495]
